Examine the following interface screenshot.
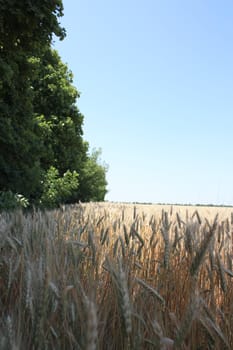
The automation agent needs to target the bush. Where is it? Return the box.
[39,166,79,208]
[0,191,29,210]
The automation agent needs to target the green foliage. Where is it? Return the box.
[0,0,65,55]
[0,191,29,210]
[32,49,88,174]
[0,50,43,199]
[39,166,79,208]
[78,149,108,202]
[0,1,108,209]
[31,49,108,204]
[0,0,65,200]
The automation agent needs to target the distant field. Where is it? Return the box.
[93,201,233,220]
[105,200,233,213]
[0,202,233,349]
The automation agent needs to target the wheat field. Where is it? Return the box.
[0,202,233,349]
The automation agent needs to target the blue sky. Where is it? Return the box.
[55,0,233,205]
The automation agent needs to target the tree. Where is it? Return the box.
[0,0,65,54]
[31,49,88,175]
[0,48,42,198]
[0,0,108,207]
[0,0,65,199]
[31,49,108,204]
[78,149,108,202]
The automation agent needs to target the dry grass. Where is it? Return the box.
[0,202,233,349]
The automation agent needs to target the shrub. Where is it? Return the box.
[39,166,79,208]
[0,190,29,210]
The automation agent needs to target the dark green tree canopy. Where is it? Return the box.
[31,49,88,174]
[0,0,65,54]
[0,0,108,207]
[0,0,66,199]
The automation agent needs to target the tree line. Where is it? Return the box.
[0,0,108,209]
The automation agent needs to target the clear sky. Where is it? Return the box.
[54,0,233,205]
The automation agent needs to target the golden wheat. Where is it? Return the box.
[0,203,233,349]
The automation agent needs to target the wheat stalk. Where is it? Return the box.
[216,253,227,293]
[190,215,218,277]
[86,300,98,350]
[136,277,165,305]
[174,294,200,348]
